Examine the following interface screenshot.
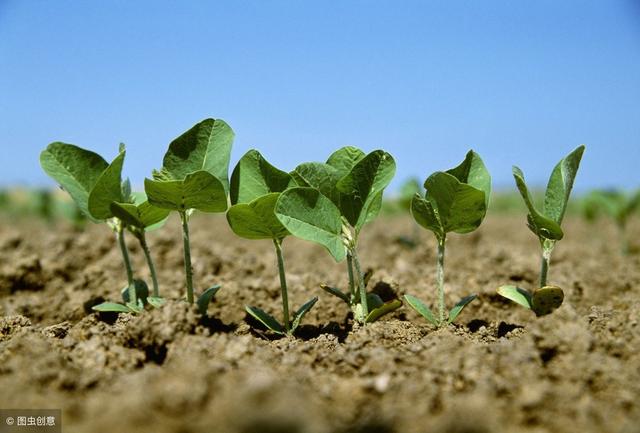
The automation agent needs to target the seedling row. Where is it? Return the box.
[39,117,596,336]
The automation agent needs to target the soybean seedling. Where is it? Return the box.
[403,151,491,327]
[497,145,585,316]
[396,177,423,247]
[275,147,401,325]
[583,189,640,255]
[145,118,233,313]
[226,150,317,335]
[40,143,152,313]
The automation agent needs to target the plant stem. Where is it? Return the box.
[180,211,194,304]
[138,233,159,297]
[436,236,446,326]
[116,226,136,304]
[346,251,356,301]
[540,246,553,287]
[351,247,368,322]
[618,223,629,255]
[273,239,290,334]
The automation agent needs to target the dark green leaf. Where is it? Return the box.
[121,279,149,304]
[245,305,285,334]
[326,146,366,177]
[411,194,443,238]
[110,200,170,230]
[87,148,126,220]
[230,149,295,204]
[197,285,221,315]
[290,297,318,333]
[227,193,289,240]
[145,170,228,213]
[320,284,350,303]
[365,299,402,323]
[445,150,491,207]
[543,145,585,225]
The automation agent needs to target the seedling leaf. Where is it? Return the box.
[448,294,477,323]
[404,294,438,326]
[275,187,346,262]
[145,170,228,213]
[197,285,221,315]
[230,149,295,204]
[531,286,564,316]
[92,302,131,313]
[121,279,150,304]
[326,146,366,177]
[40,142,109,220]
[88,148,125,220]
[366,293,384,311]
[290,297,318,333]
[147,296,166,308]
[110,200,170,230]
[365,299,402,323]
[512,166,564,240]
[227,193,290,240]
[496,285,533,309]
[543,145,585,225]
[446,150,491,207]
[245,305,285,334]
[291,162,342,204]
[411,194,443,238]
[160,118,234,192]
[320,284,350,303]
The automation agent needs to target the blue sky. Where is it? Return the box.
[1,1,639,192]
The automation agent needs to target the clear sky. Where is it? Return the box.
[1,0,639,192]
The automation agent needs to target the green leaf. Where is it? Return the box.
[320,284,350,304]
[147,296,166,308]
[366,293,384,311]
[496,285,533,309]
[87,148,126,220]
[275,187,346,262]
[291,162,342,204]
[403,294,438,326]
[512,166,564,240]
[160,118,234,192]
[245,305,285,334]
[411,193,443,239]
[227,193,290,240]
[290,297,318,333]
[336,150,396,229]
[531,286,564,317]
[110,200,170,230]
[446,150,491,207]
[543,145,585,225]
[145,170,228,213]
[197,285,221,315]
[121,279,150,304]
[326,146,366,177]
[230,149,294,204]
[398,177,422,209]
[40,142,109,220]
[365,299,402,323]
[448,294,477,323]
[423,171,487,235]
[92,302,131,313]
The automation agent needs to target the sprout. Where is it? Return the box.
[582,189,640,254]
[403,151,491,327]
[497,145,585,316]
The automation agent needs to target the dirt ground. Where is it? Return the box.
[0,213,638,433]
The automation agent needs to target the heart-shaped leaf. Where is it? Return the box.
[197,285,221,315]
[275,187,346,262]
[512,166,564,241]
[404,294,438,326]
[40,142,109,221]
[87,147,126,220]
[245,305,285,334]
[160,118,234,192]
[496,285,533,309]
[531,285,564,316]
[230,149,294,204]
[365,299,402,323]
[543,145,585,225]
[227,193,289,240]
[110,200,170,230]
[448,294,477,323]
[290,297,318,333]
[145,170,228,213]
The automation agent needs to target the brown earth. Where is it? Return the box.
[0,213,639,433]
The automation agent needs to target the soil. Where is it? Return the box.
[0,213,639,433]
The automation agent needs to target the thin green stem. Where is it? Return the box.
[346,251,356,302]
[116,226,136,304]
[138,233,159,297]
[274,239,290,334]
[351,247,368,322]
[540,246,552,287]
[180,211,194,304]
[436,236,446,326]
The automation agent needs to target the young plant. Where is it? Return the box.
[396,177,423,247]
[144,118,233,313]
[497,145,585,316]
[40,142,154,313]
[583,189,640,254]
[275,147,401,325]
[226,150,317,335]
[403,151,491,327]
